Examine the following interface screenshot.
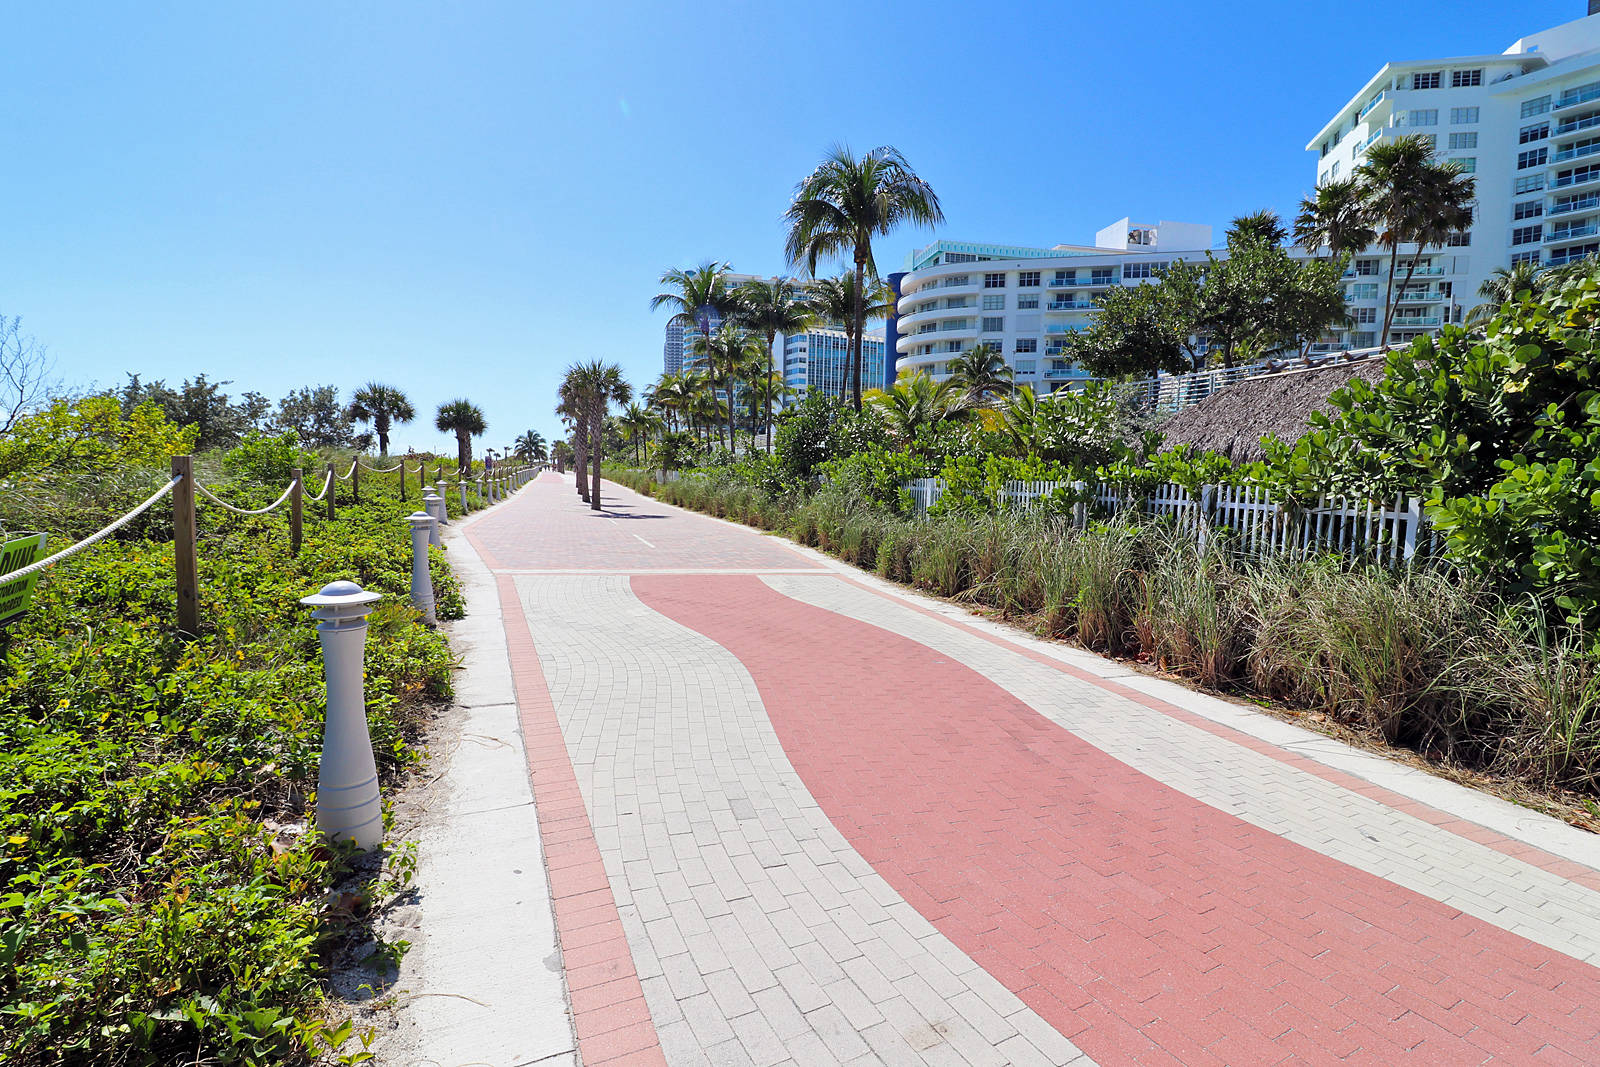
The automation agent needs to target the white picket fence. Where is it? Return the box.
[905,477,1430,565]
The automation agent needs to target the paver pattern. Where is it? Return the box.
[468,473,1600,1066]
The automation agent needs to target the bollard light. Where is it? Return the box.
[300,580,385,851]
[429,483,449,526]
[420,489,444,545]
[458,480,468,515]
[406,512,438,624]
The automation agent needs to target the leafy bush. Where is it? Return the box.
[221,431,316,485]
[0,416,467,1064]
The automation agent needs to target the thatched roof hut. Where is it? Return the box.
[1156,357,1389,461]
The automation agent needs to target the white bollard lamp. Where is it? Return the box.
[300,579,385,851]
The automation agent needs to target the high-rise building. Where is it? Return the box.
[889,220,1213,392]
[1306,9,1600,346]
[661,272,766,377]
[782,327,887,402]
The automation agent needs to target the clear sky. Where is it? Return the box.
[1,1,1575,454]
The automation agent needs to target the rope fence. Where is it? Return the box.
[0,456,545,636]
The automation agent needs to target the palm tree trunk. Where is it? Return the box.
[1381,217,1401,345]
[725,356,737,455]
[589,408,603,511]
[851,254,866,412]
[765,332,776,453]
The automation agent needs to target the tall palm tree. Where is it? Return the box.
[733,277,814,451]
[617,402,657,464]
[784,144,943,412]
[1465,262,1547,327]
[743,365,786,452]
[1293,177,1376,260]
[347,382,415,458]
[1228,209,1290,246]
[945,344,1014,409]
[566,361,633,510]
[556,379,588,502]
[806,273,897,401]
[435,399,486,472]
[649,372,693,434]
[1354,135,1476,344]
[690,322,762,451]
[651,262,738,377]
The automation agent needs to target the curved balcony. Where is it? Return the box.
[896,306,979,334]
[1044,299,1098,312]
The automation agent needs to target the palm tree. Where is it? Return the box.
[743,365,786,452]
[347,382,415,458]
[1000,386,1046,456]
[1465,262,1547,327]
[1354,135,1476,344]
[805,273,897,401]
[566,361,633,510]
[557,374,589,502]
[945,344,1014,409]
[514,430,547,463]
[652,262,738,377]
[1228,209,1290,246]
[617,402,657,464]
[733,277,814,451]
[1293,177,1376,260]
[784,144,943,412]
[649,372,693,435]
[690,322,762,451]
[875,372,959,444]
[435,399,486,472]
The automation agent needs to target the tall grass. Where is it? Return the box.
[603,467,1600,800]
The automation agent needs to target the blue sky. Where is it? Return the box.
[0,2,1572,453]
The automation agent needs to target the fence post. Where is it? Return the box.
[325,462,336,521]
[290,467,304,554]
[299,580,384,850]
[171,455,199,636]
[421,488,443,546]
[407,513,437,625]
[399,461,407,501]
[352,460,361,504]
[1403,496,1423,562]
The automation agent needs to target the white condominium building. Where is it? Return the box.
[661,272,766,377]
[888,219,1214,392]
[1306,7,1600,347]
[783,327,887,403]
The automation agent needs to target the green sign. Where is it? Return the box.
[0,533,48,625]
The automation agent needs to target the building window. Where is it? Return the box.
[1015,338,1037,353]
[981,316,1004,332]
[1051,271,1070,286]
[1330,161,1341,180]
[983,272,1005,288]
[1515,174,1546,194]
[1015,359,1036,374]
[1446,231,1471,246]
[1450,106,1479,124]
[1015,293,1039,309]
[1513,200,1544,220]
[1354,259,1379,275]
[944,341,962,353]
[1519,147,1549,169]
[1017,270,1040,287]
[1407,109,1438,127]
[1511,251,1541,266]
[1354,307,1377,324]
[1511,225,1542,246]
[1521,122,1550,143]
[1451,157,1475,172]
[1447,132,1477,150]
[1521,95,1552,119]
[982,294,1005,311]
[1090,269,1116,284]
[1350,283,1379,300]
[1412,72,1440,89]
[1451,69,1482,88]
[1122,261,1168,280]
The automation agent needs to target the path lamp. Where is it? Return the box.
[300,580,385,851]
[428,483,449,526]
[406,512,437,624]
[420,488,444,545]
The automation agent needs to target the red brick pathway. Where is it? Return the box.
[634,573,1600,1066]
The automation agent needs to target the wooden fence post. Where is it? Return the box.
[171,455,199,636]
[352,460,360,504]
[399,462,407,501]
[326,462,336,521]
[291,468,304,554]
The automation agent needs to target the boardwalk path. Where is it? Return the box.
[462,471,1600,1067]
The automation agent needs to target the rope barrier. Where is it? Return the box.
[340,459,359,481]
[4,476,181,583]
[195,478,297,516]
[305,469,334,503]
[359,461,403,474]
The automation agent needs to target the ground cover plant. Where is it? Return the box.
[0,399,471,1065]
